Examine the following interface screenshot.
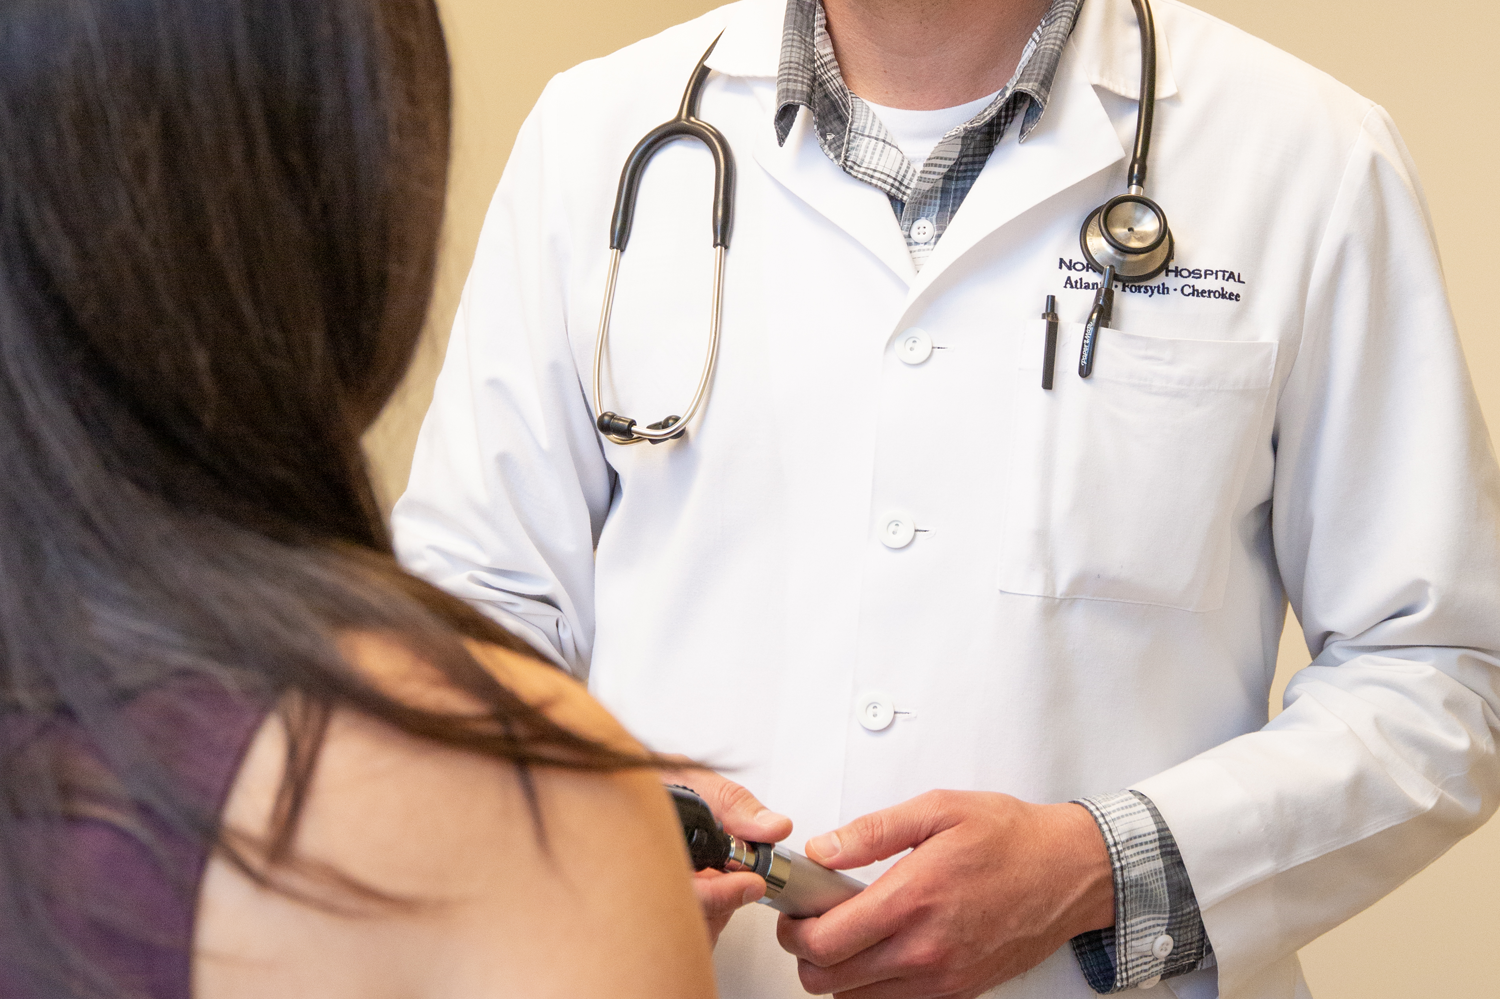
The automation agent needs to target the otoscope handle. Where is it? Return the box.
[759,845,868,918]
[667,785,866,918]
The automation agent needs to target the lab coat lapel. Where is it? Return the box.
[907,0,1180,299]
[907,41,1125,300]
[710,0,918,282]
[749,109,919,284]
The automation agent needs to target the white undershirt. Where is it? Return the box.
[860,89,1003,170]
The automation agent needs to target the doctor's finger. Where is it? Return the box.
[828,972,987,999]
[776,876,909,968]
[805,790,958,870]
[695,869,766,913]
[695,869,766,946]
[666,767,792,843]
[790,935,933,998]
[795,934,988,999]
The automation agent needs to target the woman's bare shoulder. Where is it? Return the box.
[193,634,715,999]
[342,631,638,752]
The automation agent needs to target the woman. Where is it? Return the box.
[0,1,717,996]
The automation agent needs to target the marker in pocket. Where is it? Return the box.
[1079,265,1115,379]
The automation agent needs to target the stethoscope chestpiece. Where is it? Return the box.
[1080,192,1173,282]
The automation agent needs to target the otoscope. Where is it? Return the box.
[669,785,866,919]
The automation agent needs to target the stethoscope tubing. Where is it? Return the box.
[593,35,733,445]
[592,245,726,445]
[596,0,1172,432]
[1125,0,1157,194]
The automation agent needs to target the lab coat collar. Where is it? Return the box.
[1064,0,1179,101]
[706,0,1178,100]
[745,31,1125,289]
[715,0,1168,290]
[716,0,917,281]
[704,0,784,79]
[904,33,1125,298]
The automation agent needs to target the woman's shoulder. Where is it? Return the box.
[193,633,715,999]
[342,631,637,750]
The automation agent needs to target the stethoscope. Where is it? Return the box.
[593,0,1171,445]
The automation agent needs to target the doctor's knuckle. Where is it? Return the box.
[907,790,933,820]
[800,929,844,966]
[775,916,808,953]
[796,959,833,992]
[919,788,957,814]
[716,779,758,817]
[849,810,885,847]
[904,937,954,972]
[932,967,975,995]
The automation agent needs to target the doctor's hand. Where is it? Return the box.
[776,791,1113,998]
[661,764,793,947]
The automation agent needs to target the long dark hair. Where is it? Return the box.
[0,1,646,995]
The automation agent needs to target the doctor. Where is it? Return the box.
[393,0,1500,995]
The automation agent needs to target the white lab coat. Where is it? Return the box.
[392,0,1500,996]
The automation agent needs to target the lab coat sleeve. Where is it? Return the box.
[391,80,613,676]
[1131,106,1500,996]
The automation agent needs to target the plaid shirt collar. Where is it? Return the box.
[771,0,1084,267]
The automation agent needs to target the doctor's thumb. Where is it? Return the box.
[806,794,952,870]
[676,769,792,843]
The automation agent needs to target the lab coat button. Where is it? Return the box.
[878,513,916,549]
[910,217,935,243]
[897,328,933,365]
[856,692,895,731]
[1151,934,1174,960]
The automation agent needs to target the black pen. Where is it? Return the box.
[1041,294,1059,390]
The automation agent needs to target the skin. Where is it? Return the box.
[680,9,1117,990]
[822,0,1054,109]
[659,765,794,944]
[684,772,1113,998]
[781,793,1114,998]
[193,637,718,999]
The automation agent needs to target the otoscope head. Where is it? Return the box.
[667,784,732,870]
[667,785,868,918]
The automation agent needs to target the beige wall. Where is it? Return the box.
[364,1,1500,995]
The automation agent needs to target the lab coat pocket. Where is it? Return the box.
[999,322,1276,612]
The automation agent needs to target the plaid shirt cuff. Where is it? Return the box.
[1069,791,1212,993]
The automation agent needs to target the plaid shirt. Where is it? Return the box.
[773,2,1212,991]
[1074,792,1215,992]
[773,0,1081,268]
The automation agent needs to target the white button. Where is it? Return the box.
[896,328,933,365]
[878,513,916,549]
[856,692,895,731]
[910,217,935,243]
[1138,976,1161,990]
[1151,934,1174,960]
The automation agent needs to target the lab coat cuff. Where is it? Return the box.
[1070,790,1211,993]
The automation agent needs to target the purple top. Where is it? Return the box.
[0,678,269,999]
